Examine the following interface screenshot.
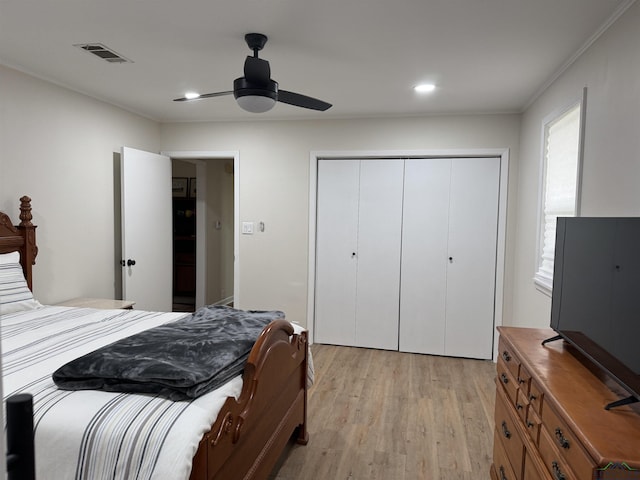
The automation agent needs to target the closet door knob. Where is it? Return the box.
[127,259,136,267]
[351,252,357,258]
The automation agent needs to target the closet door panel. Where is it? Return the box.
[445,157,500,359]
[355,159,404,350]
[399,159,451,355]
[315,160,360,346]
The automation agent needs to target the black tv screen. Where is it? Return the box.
[550,217,640,409]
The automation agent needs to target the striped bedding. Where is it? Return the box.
[1,305,304,480]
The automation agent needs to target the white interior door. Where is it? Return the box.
[399,159,452,355]
[354,159,404,350]
[314,160,360,346]
[399,157,500,359]
[315,159,403,350]
[445,157,500,359]
[121,146,173,312]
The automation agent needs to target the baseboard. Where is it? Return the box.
[214,296,234,306]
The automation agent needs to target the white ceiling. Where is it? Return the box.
[0,0,632,123]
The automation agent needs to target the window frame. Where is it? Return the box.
[534,89,586,295]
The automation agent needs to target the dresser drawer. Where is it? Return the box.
[499,339,521,380]
[541,403,595,480]
[528,380,544,415]
[515,388,529,423]
[539,427,577,480]
[516,367,531,395]
[495,387,525,480]
[497,358,519,405]
[494,429,519,480]
[525,408,541,445]
[523,450,552,480]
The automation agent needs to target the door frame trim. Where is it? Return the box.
[162,150,240,308]
[308,149,509,360]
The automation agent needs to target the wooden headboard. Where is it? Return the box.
[0,196,38,290]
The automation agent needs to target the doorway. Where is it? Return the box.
[166,151,240,312]
[172,160,197,311]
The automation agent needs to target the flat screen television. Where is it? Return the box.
[547,217,640,410]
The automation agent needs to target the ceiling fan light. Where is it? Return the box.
[184,92,201,100]
[236,95,276,113]
[414,83,436,93]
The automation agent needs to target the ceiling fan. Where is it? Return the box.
[174,33,332,113]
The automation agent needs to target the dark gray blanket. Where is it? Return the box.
[52,305,284,401]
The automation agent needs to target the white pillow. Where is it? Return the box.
[0,251,42,315]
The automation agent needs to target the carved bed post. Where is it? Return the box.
[16,196,37,291]
[297,331,309,445]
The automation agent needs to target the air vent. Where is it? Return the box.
[74,43,133,63]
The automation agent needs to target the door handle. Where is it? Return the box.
[122,259,136,267]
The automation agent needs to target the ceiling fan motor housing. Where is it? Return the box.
[233,77,278,112]
[233,77,278,100]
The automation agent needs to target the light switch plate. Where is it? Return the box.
[242,222,254,234]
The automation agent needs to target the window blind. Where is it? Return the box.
[535,104,581,291]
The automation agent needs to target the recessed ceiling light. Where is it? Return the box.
[414,84,436,93]
[184,92,201,100]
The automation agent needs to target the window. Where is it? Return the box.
[534,99,583,293]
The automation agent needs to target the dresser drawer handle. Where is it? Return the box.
[501,421,511,439]
[552,461,566,480]
[499,465,508,480]
[502,351,512,362]
[529,394,537,401]
[517,377,526,384]
[555,428,570,449]
[516,403,524,410]
[527,421,535,428]
[501,373,509,384]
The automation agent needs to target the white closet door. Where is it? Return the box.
[354,159,404,350]
[445,157,500,359]
[399,159,452,355]
[314,160,360,346]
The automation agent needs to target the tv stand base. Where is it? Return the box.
[605,395,639,410]
[541,334,563,346]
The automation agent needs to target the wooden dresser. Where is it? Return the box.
[491,327,640,480]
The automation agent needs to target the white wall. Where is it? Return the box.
[512,1,640,327]
[0,62,521,325]
[161,115,521,326]
[0,64,161,304]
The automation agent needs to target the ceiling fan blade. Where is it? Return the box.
[244,56,270,85]
[173,91,233,102]
[277,90,332,111]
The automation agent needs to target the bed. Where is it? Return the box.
[1,196,309,480]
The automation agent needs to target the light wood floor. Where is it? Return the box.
[272,344,497,480]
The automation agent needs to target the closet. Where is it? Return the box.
[314,157,500,360]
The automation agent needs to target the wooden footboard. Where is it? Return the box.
[190,319,309,480]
